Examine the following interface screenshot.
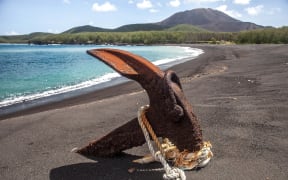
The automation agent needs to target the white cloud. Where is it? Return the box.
[233,0,250,5]
[216,5,242,18]
[267,8,281,15]
[6,30,19,35]
[63,0,71,4]
[245,5,264,16]
[137,0,153,9]
[169,0,181,7]
[48,29,59,34]
[149,9,159,13]
[92,2,117,12]
[128,0,134,4]
[184,0,225,3]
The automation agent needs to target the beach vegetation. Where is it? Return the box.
[236,27,288,44]
[0,27,287,45]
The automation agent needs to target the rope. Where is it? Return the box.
[137,105,186,180]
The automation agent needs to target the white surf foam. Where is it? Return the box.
[0,72,120,108]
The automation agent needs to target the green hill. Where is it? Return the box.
[62,25,110,33]
[0,32,52,43]
[114,23,166,32]
[166,24,209,32]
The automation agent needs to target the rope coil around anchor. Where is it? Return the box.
[137,105,186,180]
[137,105,213,180]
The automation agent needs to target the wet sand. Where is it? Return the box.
[0,44,287,179]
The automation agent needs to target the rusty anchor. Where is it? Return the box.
[77,48,212,169]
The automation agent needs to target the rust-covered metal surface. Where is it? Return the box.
[77,48,203,156]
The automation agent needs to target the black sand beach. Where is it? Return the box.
[0,44,287,179]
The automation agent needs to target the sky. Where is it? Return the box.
[0,0,287,35]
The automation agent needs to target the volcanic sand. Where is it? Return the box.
[0,44,287,179]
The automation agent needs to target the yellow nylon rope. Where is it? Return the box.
[138,105,213,171]
[140,107,166,157]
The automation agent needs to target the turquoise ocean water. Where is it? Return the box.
[0,44,203,110]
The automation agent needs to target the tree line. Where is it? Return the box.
[1,27,287,45]
[236,27,288,44]
[28,31,236,45]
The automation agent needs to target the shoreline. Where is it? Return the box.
[0,45,203,120]
[0,44,287,179]
[0,80,142,120]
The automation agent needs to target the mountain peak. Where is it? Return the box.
[158,8,262,32]
[61,8,263,34]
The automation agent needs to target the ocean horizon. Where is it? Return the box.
[0,44,203,115]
